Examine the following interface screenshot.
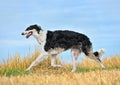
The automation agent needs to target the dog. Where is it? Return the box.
[21,24,105,72]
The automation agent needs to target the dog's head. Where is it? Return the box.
[21,24,42,38]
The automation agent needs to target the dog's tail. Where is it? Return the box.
[80,36,105,68]
[93,49,105,57]
[82,45,105,58]
[81,41,105,58]
[79,34,105,58]
[82,44,105,63]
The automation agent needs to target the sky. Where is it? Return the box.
[0,0,120,62]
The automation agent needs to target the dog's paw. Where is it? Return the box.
[71,69,76,72]
[25,68,30,71]
[101,65,105,69]
[51,64,62,68]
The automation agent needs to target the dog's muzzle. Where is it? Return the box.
[21,31,33,38]
[21,32,25,35]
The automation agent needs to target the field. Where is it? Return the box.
[0,49,120,85]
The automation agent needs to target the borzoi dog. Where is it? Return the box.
[21,24,105,72]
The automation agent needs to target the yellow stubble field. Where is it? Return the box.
[0,49,120,85]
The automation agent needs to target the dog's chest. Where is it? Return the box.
[35,31,47,51]
[37,38,45,45]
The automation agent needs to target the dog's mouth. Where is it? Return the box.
[26,32,33,38]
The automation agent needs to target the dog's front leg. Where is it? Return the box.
[26,53,48,71]
[51,54,62,67]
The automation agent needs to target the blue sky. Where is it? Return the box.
[0,0,120,62]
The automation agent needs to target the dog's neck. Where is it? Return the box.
[33,30,47,45]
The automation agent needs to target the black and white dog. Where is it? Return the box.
[22,24,105,72]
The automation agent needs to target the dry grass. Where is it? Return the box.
[78,55,120,69]
[0,49,120,85]
[0,70,120,85]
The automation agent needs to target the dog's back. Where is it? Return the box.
[44,30,92,52]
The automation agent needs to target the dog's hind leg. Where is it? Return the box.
[71,48,81,72]
[26,52,48,71]
[96,57,105,69]
[88,52,105,69]
[51,54,62,67]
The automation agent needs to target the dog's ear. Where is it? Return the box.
[26,24,42,34]
[35,25,43,34]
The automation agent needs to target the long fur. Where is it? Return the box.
[22,24,105,72]
[45,30,92,55]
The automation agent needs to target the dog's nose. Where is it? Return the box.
[21,32,24,35]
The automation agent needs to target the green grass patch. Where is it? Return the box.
[0,69,30,77]
[77,67,90,72]
[76,67,101,73]
[0,69,4,75]
[0,66,120,76]
[77,66,120,73]
[105,66,120,70]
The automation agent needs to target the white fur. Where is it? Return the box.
[98,48,105,55]
[26,52,48,71]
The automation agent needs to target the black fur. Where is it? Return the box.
[93,51,99,57]
[26,25,42,33]
[44,30,92,56]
